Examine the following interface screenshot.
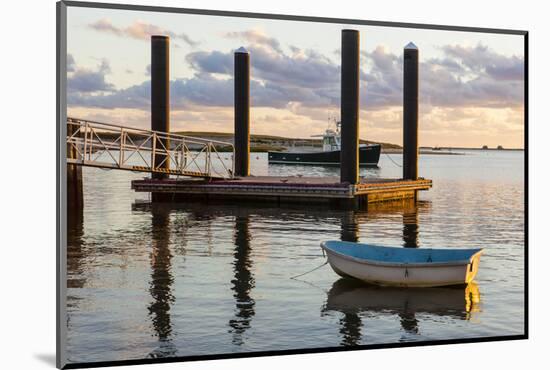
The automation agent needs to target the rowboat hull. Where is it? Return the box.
[321,241,483,288]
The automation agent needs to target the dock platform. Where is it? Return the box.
[131,176,432,206]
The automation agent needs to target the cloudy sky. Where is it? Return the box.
[67,7,525,148]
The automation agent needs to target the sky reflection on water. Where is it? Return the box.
[66,151,524,363]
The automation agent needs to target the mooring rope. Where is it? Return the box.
[290,260,329,280]
[384,152,403,167]
[291,275,329,293]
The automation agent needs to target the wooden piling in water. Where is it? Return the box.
[403,42,419,180]
[340,30,360,185]
[151,35,170,180]
[234,47,250,177]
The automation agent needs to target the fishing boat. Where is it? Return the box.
[320,241,483,288]
[268,120,381,167]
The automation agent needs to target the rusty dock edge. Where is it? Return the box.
[131,177,432,206]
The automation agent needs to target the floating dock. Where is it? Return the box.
[130,32,432,207]
[132,176,432,206]
[67,32,433,210]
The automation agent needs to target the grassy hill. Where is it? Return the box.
[174,131,401,151]
[82,129,401,153]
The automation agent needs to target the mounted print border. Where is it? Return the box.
[57,1,528,368]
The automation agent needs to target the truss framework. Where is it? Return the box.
[66,117,235,179]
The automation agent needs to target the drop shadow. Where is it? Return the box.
[33,353,56,367]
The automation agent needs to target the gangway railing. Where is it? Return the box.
[66,117,235,179]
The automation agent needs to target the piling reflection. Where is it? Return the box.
[322,278,480,343]
[403,204,419,248]
[340,211,360,243]
[228,215,256,345]
[367,199,430,248]
[133,201,439,349]
[67,205,85,289]
[147,204,176,358]
[399,202,421,336]
[338,210,362,345]
[338,311,363,346]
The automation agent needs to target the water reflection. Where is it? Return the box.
[323,278,480,344]
[147,204,176,358]
[399,203,421,335]
[228,215,256,345]
[134,200,433,350]
[338,210,361,346]
[368,199,430,248]
[67,204,85,336]
[340,211,360,243]
[334,201,430,344]
[65,150,525,361]
[67,205,85,289]
[339,200,428,248]
[402,205,419,248]
[338,311,363,346]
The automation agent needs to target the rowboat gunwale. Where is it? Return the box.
[320,241,484,268]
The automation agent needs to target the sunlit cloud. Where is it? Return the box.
[68,25,524,147]
[67,56,114,93]
[89,18,199,47]
[440,44,524,80]
[69,37,523,111]
[67,53,76,72]
[224,29,283,53]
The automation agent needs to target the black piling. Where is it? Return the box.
[67,122,83,211]
[403,42,419,180]
[151,35,170,180]
[234,47,250,177]
[340,30,360,185]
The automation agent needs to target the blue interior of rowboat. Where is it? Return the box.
[323,241,482,263]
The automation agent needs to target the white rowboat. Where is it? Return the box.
[321,241,483,288]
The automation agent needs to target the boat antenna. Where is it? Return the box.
[326,111,339,133]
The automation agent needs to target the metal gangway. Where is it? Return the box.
[66,117,235,179]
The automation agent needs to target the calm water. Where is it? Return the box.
[66,150,525,363]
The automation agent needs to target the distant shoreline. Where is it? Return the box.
[384,148,464,155]
[385,147,524,155]
[419,146,524,151]
[96,129,523,153]
[176,131,524,152]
